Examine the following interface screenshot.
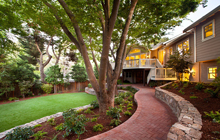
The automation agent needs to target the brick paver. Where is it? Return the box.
[86,84,177,140]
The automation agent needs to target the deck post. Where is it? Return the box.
[143,69,146,86]
[132,70,134,84]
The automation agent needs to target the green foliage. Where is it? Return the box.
[162,85,170,89]
[165,50,192,81]
[119,92,127,98]
[4,127,34,140]
[204,88,219,98]
[84,108,92,114]
[149,81,157,87]
[124,111,132,116]
[127,107,132,110]
[125,86,138,94]
[47,118,56,126]
[8,97,19,101]
[114,97,124,105]
[127,103,133,108]
[109,119,121,126]
[178,88,185,94]
[93,124,104,132]
[33,124,42,129]
[204,111,220,124]
[45,65,64,85]
[183,82,189,88]
[210,76,220,97]
[19,81,34,98]
[77,109,84,114]
[62,109,89,138]
[90,100,99,109]
[128,95,133,101]
[106,107,121,119]
[41,84,53,94]
[195,82,204,91]
[32,130,48,140]
[117,79,122,85]
[91,118,97,122]
[88,83,92,88]
[94,66,99,79]
[55,123,64,131]
[190,96,198,99]
[71,64,87,82]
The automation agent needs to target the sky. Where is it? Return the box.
[164,0,220,39]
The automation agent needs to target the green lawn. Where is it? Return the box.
[0,92,96,132]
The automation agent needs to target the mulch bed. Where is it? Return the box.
[163,82,220,140]
[1,94,137,140]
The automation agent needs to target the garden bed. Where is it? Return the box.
[162,81,220,140]
[1,86,138,140]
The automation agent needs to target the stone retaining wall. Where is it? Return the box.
[155,82,203,140]
[0,104,91,139]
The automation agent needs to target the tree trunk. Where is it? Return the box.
[54,85,57,93]
[39,55,46,83]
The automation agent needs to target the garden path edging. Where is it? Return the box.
[155,82,203,140]
[0,104,91,139]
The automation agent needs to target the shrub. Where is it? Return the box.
[124,100,129,104]
[172,82,178,87]
[85,108,93,114]
[183,82,189,88]
[55,123,64,131]
[204,88,219,98]
[32,130,47,140]
[127,103,133,108]
[125,92,132,97]
[124,111,132,116]
[106,107,121,119]
[190,96,198,99]
[117,79,122,85]
[114,97,124,105]
[109,119,121,126]
[90,100,99,109]
[128,95,133,101]
[47,118,56,126]
[63,113,89,138]
[195,82,204,91]
[34,124,42,129]
[19,81,34,98]
[4,127,34,140]
[88,83,92,88]
[204,111,220,124]
[8,97,19,101]
[162,85,170,89]
[41,84,53,94]
[127,107,132,110]
[71,64,88,82]
[93,124,104,132]
[77,109,84,114]
[119,92,126,98]
[91,118,97,122]
[178,88,185,95]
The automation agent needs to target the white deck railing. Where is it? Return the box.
[123,59,158,68]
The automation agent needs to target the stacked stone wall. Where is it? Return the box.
[155,82,203,140]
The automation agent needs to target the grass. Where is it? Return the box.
[0,92,96,132]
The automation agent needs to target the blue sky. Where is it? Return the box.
[165,1,220,39]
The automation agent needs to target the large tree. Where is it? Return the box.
[12,0,202,113]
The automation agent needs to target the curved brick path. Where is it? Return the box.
[86,84,177,140]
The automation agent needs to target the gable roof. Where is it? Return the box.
[183,5,220,32]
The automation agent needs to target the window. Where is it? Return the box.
[169,48,173,55]
[126,72,131,78]
[130,49,140,54]
[202,20,215,41]
[208,67,217,80]
[177,39,189,54]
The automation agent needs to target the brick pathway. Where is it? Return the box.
[86,84,177,140]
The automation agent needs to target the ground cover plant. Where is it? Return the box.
[1,86,137,140]
[0,93,96,132]
[162,81,220,140]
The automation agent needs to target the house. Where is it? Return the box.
[120,5,220,85]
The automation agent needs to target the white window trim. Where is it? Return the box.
[202,19,215,42]
[207,66,217,80]
[176,38,190,53]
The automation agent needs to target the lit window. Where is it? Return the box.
[135,55,140,59]
[141,54,146,59]
[177,39,189,54]
[208,67,217,80]
[130,49,140,54]
[125,57,129,60]
[169,48,173,55]
[202,20,215,41]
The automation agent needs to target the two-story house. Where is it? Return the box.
[120,5,220,85]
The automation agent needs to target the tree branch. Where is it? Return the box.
[43,37,53,66]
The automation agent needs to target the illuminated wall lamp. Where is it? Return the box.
[190,70,195,76]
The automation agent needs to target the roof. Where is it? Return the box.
[150,42,163,50]
[183,5,220,32]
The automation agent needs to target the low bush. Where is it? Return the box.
[33,124,42,129]
[55,123,64,131]
[93,124,104,132]
[204,111,220,124]
[114,97,124,105]
[162,85,170,89]
[90,100,99,109]
[119,92,126,98]
[106,107,121,119]
[88,83,92,88]
[128,95,133,101]
[4,127,34,140]
[127,103,133,108]
[47,118,56,126]
[8,97,19,101]
[124,111,132,116]
[117,79,122,85]
[183,82,189,88]
[41,84,53,94]
[127,107,132,110]
[77,109,84,114]
[91,118,97,122]
[195,82,204,91]
[109,119,121,126]
[85,108,93,114]
[32,130,47,140]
